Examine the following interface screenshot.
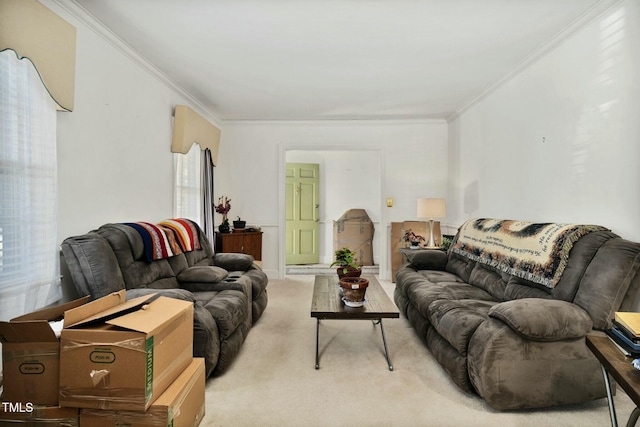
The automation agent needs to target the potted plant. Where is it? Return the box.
[402,229,425,248]
[339,276,369,307]
[330,247,362,278]
[441,236,453,251]
[215,196,231,233]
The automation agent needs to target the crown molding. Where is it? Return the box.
[222,118,447,126]
[44,0,222,127]
[447,0,623,122]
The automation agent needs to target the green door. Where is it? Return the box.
[285,163,320,264]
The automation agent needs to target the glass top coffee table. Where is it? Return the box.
[310,274,399,371]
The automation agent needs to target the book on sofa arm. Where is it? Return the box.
[606,328,640,357]
[614,312,640,337]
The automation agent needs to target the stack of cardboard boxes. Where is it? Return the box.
[0,290,206,427]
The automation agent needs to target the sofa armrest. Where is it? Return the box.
[178,266,228,283]
[488,299,593,341]
[408,250,448,271]
[213,253,255,271]
[124,287,196,302]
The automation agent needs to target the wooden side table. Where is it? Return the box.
[215,231,263,261]
[586,334,640,427]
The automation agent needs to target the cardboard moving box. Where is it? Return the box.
[390,221,442,282]
[0,405,79,427]
[59,291,193,411]
[333,209,375,266]
[0,296,90,405]
[79,358,206,427]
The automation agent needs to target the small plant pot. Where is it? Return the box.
[336,266,362,279]
[339,277,369,305]
[219,223,230,233]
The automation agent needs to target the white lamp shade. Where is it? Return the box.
[417,198,446,219]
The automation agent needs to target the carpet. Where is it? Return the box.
[204,276,634,426]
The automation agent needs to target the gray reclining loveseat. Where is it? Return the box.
[61,220,268,378]
[395,218,640,410]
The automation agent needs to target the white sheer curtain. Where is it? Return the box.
[173,143,202,224]
[0,49,60,321]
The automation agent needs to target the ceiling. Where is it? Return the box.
[71,0,608,121]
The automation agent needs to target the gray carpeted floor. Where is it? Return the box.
[204,275,636,426]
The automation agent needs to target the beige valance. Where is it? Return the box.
[0,0,77,111]
[171,105,221,165]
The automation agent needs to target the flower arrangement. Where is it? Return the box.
[402,229,425,246]
[215,196,231,226]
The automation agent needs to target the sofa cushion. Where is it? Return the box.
[96,224,180,290]
[418,270,465,284]
[178,266,228,283]
[504,276,553,300]
[406,280,496,325]
[550,230,619,302]
[488,299,593,341]
[445,252,474,282]
[60,233,125,299]
[468,263,507,301]
[573,238,640,330]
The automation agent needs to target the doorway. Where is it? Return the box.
[282,148,384,277]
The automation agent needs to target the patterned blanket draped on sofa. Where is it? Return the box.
[451,218,608,288]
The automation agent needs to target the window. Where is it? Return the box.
[0,50,60,320]
[173,144,202,223]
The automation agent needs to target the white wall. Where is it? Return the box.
[448,1,640,242]
[42,1,448,281]
[44,1,219,242]
[285,150,381,265]
[217,121,448,278]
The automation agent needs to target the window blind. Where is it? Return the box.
[0,49,60,320]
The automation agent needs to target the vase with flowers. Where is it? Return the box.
[215,196,232,233]
[402,229,425,249]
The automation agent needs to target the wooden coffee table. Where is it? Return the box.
[310,274,399,371]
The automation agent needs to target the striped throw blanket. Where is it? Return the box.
[451,218,608,288]
[125,222,183,262]
[158,218,202,252]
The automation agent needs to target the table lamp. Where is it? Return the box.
[417,198,446,248]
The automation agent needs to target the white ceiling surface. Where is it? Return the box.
[72,0,608,121]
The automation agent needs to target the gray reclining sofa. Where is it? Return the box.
[395,218,640,410]
[61,221,268,378]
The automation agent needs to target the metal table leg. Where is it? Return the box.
[373,319,393,371]
[315,318,320,369]
[626,407,640,427]
[602,364,618,427]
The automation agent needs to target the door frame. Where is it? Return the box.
[278,143,387,279]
